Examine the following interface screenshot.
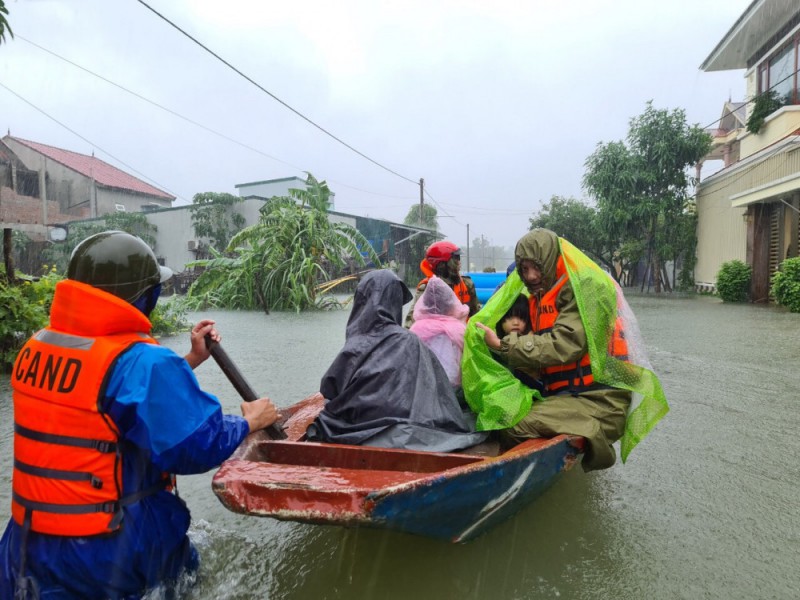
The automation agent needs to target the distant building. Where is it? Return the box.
[1,135,174,231]
[235,176,335,210]
[141,199,434,287]
[696,1,800,300]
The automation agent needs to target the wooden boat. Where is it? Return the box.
[212,393,584,543]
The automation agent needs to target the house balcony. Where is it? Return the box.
[740,104,800,159]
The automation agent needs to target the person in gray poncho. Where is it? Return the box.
[306,269,486,452]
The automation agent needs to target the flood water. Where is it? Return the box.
[1,294,798,599]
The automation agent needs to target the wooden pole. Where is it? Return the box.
[418,177,424,225]
[466,223,470,271]
[3,228,15,284]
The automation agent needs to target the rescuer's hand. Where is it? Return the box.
[242,398,281,433]
[185,319,219,369]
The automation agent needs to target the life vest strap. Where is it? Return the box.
[12,478,169,521]
[16,507,37,600]
[14,423,117,453]
[14,459,103,488]
[119,480,170,507]
[13,491,118,515]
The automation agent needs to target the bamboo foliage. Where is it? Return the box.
[184,175,381,312]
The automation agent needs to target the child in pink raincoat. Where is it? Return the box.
[410,276,469,387]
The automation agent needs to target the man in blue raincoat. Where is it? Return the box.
[0,231,280,599]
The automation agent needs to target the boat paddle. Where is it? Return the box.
[204,333,287,440]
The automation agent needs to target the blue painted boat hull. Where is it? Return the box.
[367,435,582,542]
[212,394,584,543]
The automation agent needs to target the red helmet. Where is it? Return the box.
[425,241,461,268]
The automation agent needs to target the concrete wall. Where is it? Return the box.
[695,182,748,289]
[236,177,336,209]
[5,140,93,217]
[96,187,168,215]
[739,106,800,159]
[143,205,198,271]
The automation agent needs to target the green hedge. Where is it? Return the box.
[0,279,50,371]
[771,257,800,313]
[716,260,751,303]
[1,269,189,371]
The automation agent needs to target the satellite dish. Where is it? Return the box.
[48,225,68,242]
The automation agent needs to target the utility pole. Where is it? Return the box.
[466,223,470,271]
[39,159,48,227]
[418,178,424,225]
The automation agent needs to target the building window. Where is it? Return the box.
[758,37,799,105]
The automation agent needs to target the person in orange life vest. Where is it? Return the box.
[0,231,280,600]
[476,228,631,471]
[404,240,479,328]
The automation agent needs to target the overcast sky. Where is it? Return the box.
[1,0,752,253]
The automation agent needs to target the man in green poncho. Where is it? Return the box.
[474,229,641,471]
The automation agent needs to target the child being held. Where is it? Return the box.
[496,294,543,392]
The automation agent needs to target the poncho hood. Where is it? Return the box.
[307,269,486,452]
[412,276,469,322]
[514,229,561,292]
[346,270,412,337]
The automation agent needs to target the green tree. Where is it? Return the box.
[404,203,439,230]
[41,212,158,274]
[288,172,334,212]
[185,173,380,312]
[189,192,246,253]
[528,195,627,280]
[402,203,439,281]
[0,0,13,44]
[583,101,711,292]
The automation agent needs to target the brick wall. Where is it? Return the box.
[0,185,88,230]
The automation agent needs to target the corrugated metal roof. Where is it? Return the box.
[8,136,174,200]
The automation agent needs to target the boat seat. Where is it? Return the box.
[458,439,501,457]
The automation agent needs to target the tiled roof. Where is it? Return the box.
[7,137,174,200]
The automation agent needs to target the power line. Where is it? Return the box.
[15,35,294,169]
[699,64,800,133]
[0,81,184,201]
[14,34,420,203]
[135,0,419,187]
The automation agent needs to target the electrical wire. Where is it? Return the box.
[0,81,184,202]
[14,34,417,202]
[135,0,419,187]
[699,65,800,132]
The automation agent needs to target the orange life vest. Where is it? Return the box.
[529,257,628,394]
[417,276,472,306]
[11,326,158,537]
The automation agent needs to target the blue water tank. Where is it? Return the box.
[464,272,507,304]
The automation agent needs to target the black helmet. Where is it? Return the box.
[67,231,173,303]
